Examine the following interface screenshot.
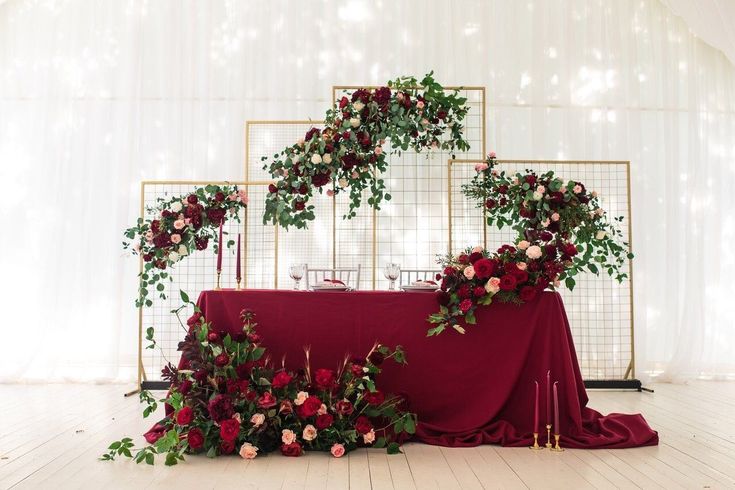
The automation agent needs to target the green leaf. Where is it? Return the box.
[565,277,576,291]
[180,290,190,304]
[387,442,402,454]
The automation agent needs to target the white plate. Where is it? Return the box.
[400,285,439,292]
[311,285,350,291]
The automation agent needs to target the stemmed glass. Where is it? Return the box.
[383,263,401,291]
[289,264,306,290]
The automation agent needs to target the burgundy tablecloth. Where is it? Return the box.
[193,289,657,449]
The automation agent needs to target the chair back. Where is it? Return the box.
[305,264,361,290]
[400,269,440,287]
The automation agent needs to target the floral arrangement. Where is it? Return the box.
[262,72,470,229]
[123,184,248,307]
[428,153,633,335]
[103,309,416,465]
[462,154,632,289]
[428,243,563,336]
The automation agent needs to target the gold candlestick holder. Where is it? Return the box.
[235,278,242,290]
[545,424,552,448]
[215,270,222,290]
[529,433,542,450]
[551,434,564,452]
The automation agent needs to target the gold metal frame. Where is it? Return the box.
[447,158,636,379]
[128,180,275,395]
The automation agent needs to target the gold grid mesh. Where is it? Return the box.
[138,181,274,384]
[449,160,635,381]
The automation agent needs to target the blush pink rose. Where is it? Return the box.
[471,245,484,254]
[281,429,296,445]
[526,245,542,259]
[302,425,317,441]
[463,266,475,280]
[170,234,181,244]
[536,185,545,194]
[239,443,258,459]
[485,277,501,294]
[238,189,249,204]
[250,413,265,427]
[374,146,383,156]
[363,429,376,444]
[573,184,582,194]
[331,443,346,458]
[517,240,530,250]
[517,262,527,271]
[551,213,560,222]
[326,189,334,197]
[317,404,328,416]
[474,163,488,172]
[488,151,496,158]
[173,219,186,230]
[294,391,308,406]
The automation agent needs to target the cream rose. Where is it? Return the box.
[353,101,365,111]
[323,153,332,164]
[350,117,360,128]
[485,277,501,294]
[533,191,543,201]
[302,425,317,441]
[463,265,475,280]
[526,245,542,259]
[596,231,606,240]
[239,443,258,459]
[250,413,265,427]
[363,429,376,444]
[338,178,348,188]
[171,201,183,213]
[178,244,188,256]
[168,251,180,262]
[281,429,296,445]
[310,153,322,164]
[331,443,346,458]
[294,391,308,406]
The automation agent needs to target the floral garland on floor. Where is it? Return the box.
[428,153,633,336]
[262,72,470,229]
[103,309,415,465]
[123,185,248,307]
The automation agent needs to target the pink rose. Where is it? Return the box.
[317,404,328,416]
[463,266,475,280]
[471,246,484,254]
[281,429,296,445]
[485,277,501,294]
[517,240,530,250]
[239,443,258,459]
[374,146,383,156]
[363,429,376,444]
[573,184,582,194]
[144,230,154,242]
[488,151,496,158]
[250,413,265,427]
[536,185,545,194]
[417,100,425,109]
[326,189,334,197]
[302,424,317,441]
[526,245,542,259]
[294,391,308,406]
[173,219,186,230]
[517,262,527,271]
[238,189,249,204]
[331,443,346,458]
[551,212,560,222]
[171,234,181,244]
[474,163,488,172]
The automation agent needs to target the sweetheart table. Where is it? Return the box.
[191,289,657,449]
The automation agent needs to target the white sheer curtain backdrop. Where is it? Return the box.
[0,0,733,383]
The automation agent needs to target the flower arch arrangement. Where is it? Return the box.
[427,154,633,336]
[262,72,471,229]
[123,184,248,308]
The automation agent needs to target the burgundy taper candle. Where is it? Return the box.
[216,222,223,271]
[235,233,241,281]
[546,370,551,425]
[534,381,539,434]
[553,381,560,434]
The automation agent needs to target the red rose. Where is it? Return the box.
[214,191,225,202]
[350,363,364,377]
[473,258,495,279]
[314,368,336,390]
[206,207,226,225]
[150,220,161,233]
[207,394,234,422]
[279,400,294,415]
[220,440,235,454]
[226,379,240,395]
[339,96,349,109]
[458,284,471,299]
[235,362,252,379]
[179,379,192,395]
[368,351,384,365]
[245,389,258,402]
[363,390,385,406]
[219,418,240,442]
[142,253,153,262]
[298,396,322,418]
[272,371,293,389]
[143,423,167,444]
[257,391,277,409]
[374,86,392,107]
[437,109,448,120]
[519,206,534,218]
[186,311,202,328]
[459,299,473,313]
[311,172,331,187]
[214,353,230,367]
[525,174,537,186]
[468,252,483,264]
[562,243,578,257]
[443,266,457,276]
[207,332,220,343]
[239,379,250,393]
[187,194,198,205]
[315,413,334,429]
[295,201,305,211]
[458,254,469,265]
[304,127,321,142]
[187,427,204,450]
[539,231,553,242]
[268,184,278,193]
[194,237,209,250]
[519,286,537,302]
[280,442,303,457]
[513,270,529,284]
[176,406,194,426]
[499,274,518,291]
[354,416,373,434]
[473,286,486,298]
[335,400,354,415]
[497,244,516,254]
[485,198,496,209]
[436,290,450,306]
[497,185,509,194]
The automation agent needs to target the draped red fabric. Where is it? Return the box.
[191,289,657,449]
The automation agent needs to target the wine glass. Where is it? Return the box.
[289,264,306,290]
[383,263,401,290]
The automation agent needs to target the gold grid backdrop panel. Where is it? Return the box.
[245,121,335,289]
[332,87,486,289]
[448,160,634,381]
[139,181,274,383]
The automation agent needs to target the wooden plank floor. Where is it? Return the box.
[1,381,734,489]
